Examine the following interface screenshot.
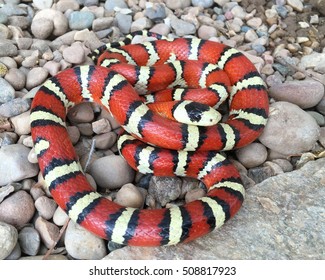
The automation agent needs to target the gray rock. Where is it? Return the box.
[236,143,268,169]
[0,190,35,227]
[65,221,107,260]
[0,184,15,203]
[0,222,18,260]
[34,217,60,249]
[0,132,18,147]
[103,158,325,259]
[259,102,320,156]
[269,80,324,109]
[170,17,196,37]
[104,0,128,12]
[5,242,21,260]
[18,226,41,256]
[0,144,39,186]
[191,0,214,8]
[0,39,18,56]
[0,98,30,118]
[5,68,26,90]
[69,11,95,30]
[144,4,166,22]
[116,12,132,34]
[0,12,8,24]
[0,77,15,104]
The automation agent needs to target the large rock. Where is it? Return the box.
[103,158,325,259]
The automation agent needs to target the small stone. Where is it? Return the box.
[0,39,18,57]
[248,165,275,183]
[94,131,117,150]
[92,118,111,134]
[185,188,206,203]
[42,60,61,76]
[116,12,132,34]
[0,144,39,186]
[53,206,69,226]
[244,29,258,42]
[145,3,166,22]
[0,77,15,104]
[67,126,80,145]
[33,0,54,10]
[165,0,191,9]
[148,176,182,206]
[10,110,31,135]
[149,23,170,36]
[104,0,128,12]
[231,5,246,19]
[62,43,86,65]
[0,190,35,227]
[18,226,41,256]
[92,17,114,32]
[28,147,38,164]
[0,185,15,203]
[271,159,293,172]
[0,98,30,118]
[0,222,18,260]
[30,185,45,201]
[198,25,217,40]
[269,80,324,109]
[115,183,145,208]
[34,196,57,220]
[307,111,325,126]
[236,143,268,168]
[88,155,135,189]
[131,17,153,32]
[31,18,54,39]
[246,17,263,29]
[56,0,79,12]
[287,0,304,12]
[170,17,196,37]
[191,0,214,8]
[4,68,26,90]
[69,11,95,30]
[0,132,18,147]
[65,221,107,260]
[310,14,319,25]
[35,217,60,249]
[5,242,21,260]
[26,67,48,90]
[259,102,320,155]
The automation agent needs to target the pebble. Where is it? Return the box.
[30,185,45,201]
[62,42,86,64]
[26,67,48,89]
[287,0,304,12]
[92,118,111,134]
[116,12,132,34]
[88,155,135,189]
[0,77,15,104]
[0,144,39,186]
[10,110,31,135]
[248,165,275,183]
[259,102,320,155]
[67,126,80,144]
[131,17,153,32]
[144,3,166,22]
[170,17,196,36]
[299,53,325,72]
[4,68,26,90]
[231,5,246,19]
[104,0,128,12]
[69,11,95,30]
[64,221,107,260]
[93,131,117,149]
[236,143,268,168]
[33,0,53,10]
[0,222,18,260]
[269,80,324,109]
[198,25,217,40]
[0,39,18,57]
[271,159,293,172]
[0,185,15,203]
[34,217,60,249]
[0,132,18,147]
[43,60,61,76]
[34,196,57,220]
[56,0,79,12]
[32,9,68,37]
[244,29,258,42]
[92,17,114,32]
[31,18,54,39]
[165,0,191,10]
[148,176,182,206]
[185,188,206,203]
[5,242,21,260]
[307,111,325,126]
[191,0,214,8]
[149,23,170,36]
[0,98,30,118]
[18,226,41,256]
[0,190,35,227]
[53,206,69,227]
[115,183,145,208]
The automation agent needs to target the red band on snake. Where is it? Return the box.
[30,31,269,246]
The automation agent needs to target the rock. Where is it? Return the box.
[269,80,324,109]
[62,42,86,64]
[144,3,166,22]
[197,25,217,40]
[148,176,182,206]
[299,52,325,72]
[244,29,258,42]
[0,132,18,147]
[69,11,95,30]
[0,144,39,186]
[18,226,41,256]
[30,185,45,201]
[165,0,191,9]
[115,183,145,208]
[131,17,153,32]
[104,0,128,12]
[92,118,111,134]
[31,18,53,39]
[307,111,325,126]
[236,143,268,168]
[34,196,57,220]
[53,206,69,226]
[0,190,35,227]
[94,132,117,150]
[33,0,53,10]
[149,23,170,36]
[4,68,26,90]
[0,222,18,260]
[5,242,21,260]
[287,0,304,12]
[65,221,107,260]
[247,165,275,183]
[116,12,132,34]
[56,0,79,12]
[92,17,114,32]
[26,67,48,90]
[0,184,15,203]
[10,110,31,135]
[103,158,325,259]
[259,102,320,155]
[43,60,61,77]
[32,9,68,37]
[88,155,135,189]
[34,217,60,249]
[170,17,196,37]
[191,0,214,8]
[0,77,15,104]
[185,188,206,203]
[0,39,18,57]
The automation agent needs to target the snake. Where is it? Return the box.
[30,31,269,247]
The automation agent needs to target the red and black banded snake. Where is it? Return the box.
[30,31,269,246]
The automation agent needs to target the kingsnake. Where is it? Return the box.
[30,31,269,246]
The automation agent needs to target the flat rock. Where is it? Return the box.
[103,158,325,259]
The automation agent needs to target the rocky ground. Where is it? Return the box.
[0,0,325,260]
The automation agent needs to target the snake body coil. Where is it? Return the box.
[31,31,269,246]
